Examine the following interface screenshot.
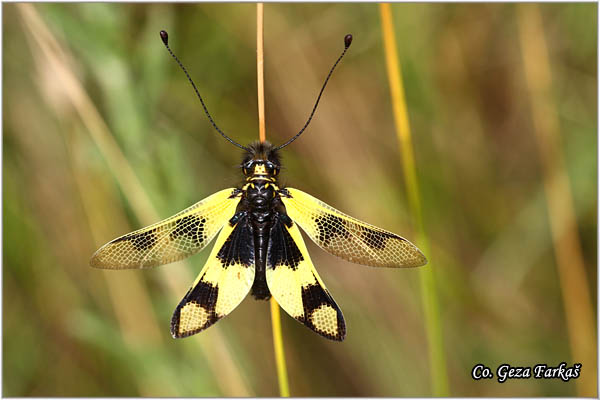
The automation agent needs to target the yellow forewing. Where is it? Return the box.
[90,188,241,269]
[266,219,345,341]
[171,219,255,338]
[280,188,427,268]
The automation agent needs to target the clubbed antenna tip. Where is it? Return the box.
[159,30,249,151]
[275,33,354,150]
[160,30,169,45]
[344,34,353,48]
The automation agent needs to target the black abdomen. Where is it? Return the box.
[250,267,271,299]
[247,182,276,300]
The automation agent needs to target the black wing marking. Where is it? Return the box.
[91,188,241,269]
[171,215,255,338]
[280,188,427,268]
[266,215,346,341]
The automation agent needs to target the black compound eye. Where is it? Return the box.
[244,161,254,169]
[266,161,279,175]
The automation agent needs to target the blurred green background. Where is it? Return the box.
[3,3,597,397]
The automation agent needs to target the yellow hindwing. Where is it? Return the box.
[90,188,241,269]
[266,218,345,341]
[171,217,255,338]
[280,188,427,268]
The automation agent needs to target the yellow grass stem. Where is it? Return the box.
[257,3,290,396]
[270,296,291,397]
[379,4,449,396]
[517,5,596,396]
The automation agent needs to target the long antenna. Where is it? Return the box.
[159,30,249,151]
[275,34,353,151]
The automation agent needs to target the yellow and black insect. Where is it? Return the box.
[91,30,427,341]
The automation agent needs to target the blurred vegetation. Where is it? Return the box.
[3,3,597,397]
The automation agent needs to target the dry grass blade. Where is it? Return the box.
[257,3,267,143]
[17,3,252,396]
[517,4,596,396]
